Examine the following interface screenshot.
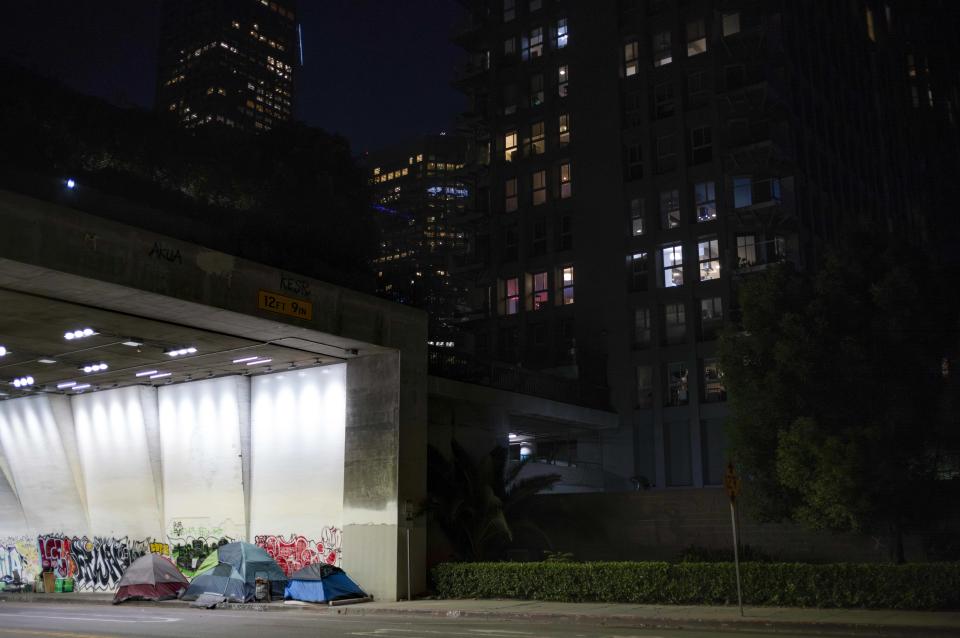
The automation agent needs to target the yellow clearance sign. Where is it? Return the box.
[257,290,313,320]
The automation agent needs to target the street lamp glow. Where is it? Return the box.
[65,178,76,189]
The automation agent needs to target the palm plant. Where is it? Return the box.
[425,440,561,561]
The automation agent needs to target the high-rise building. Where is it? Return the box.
[157,0,297,132]
[453,0,952,490]
[368,135,475,368]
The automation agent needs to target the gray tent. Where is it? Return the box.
[180,562,251,603]
[113,554,189,603]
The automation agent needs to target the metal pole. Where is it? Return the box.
[730,500,744,617]
[406,527,412,601]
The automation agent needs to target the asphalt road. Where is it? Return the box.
[0,602,839,638]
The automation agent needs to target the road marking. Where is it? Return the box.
[350,631,536,637]
[0,629,114,638]
[0,612,180,624]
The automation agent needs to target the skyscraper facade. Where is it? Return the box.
[453,0,947,489]
[157,0,297,132]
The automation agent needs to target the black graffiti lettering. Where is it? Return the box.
[148,241,183,264]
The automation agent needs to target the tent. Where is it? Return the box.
[180,562,251,603]
[284,563,367,604]
[182,541,287,602]
[113,554,189,604]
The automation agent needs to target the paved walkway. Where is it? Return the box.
[3,593,959,636]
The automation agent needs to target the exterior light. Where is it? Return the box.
[38,358,57,364]
[135,370,159,377]
[11,376,34,388]
[246,358,272,366]
[0,346,6,357]
[57,381,77,389]
[121,340,143,347]
[508,433,517,440]
[65,178,76,189]
[64,328,96,340]
[165,347,198,357]
[80,363,109,374]
[150,372,172,380]
[73,384,91,391]
[232,356,260,363]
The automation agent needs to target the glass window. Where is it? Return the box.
[504,277,520,315]
[504,37,517,56]
[505,177,518,212]
[559,113,570,146]
[703,359,726,402]
[666,361,689,406]
[653,31,672,67]
[530,121,545,155]
[561,266,575,304]
[504,0,516,22]
[532,170,547,205]
[505,131,518,162]
[661,243,683,287]
[688,70,708,107]
[530,74,544,107]
[555,18,568,48]
[624,143,643,181]
[504,223,519,261]
[558,65,569,97]
[686,19,707,56]
[529,0,542,11]
[700,296,723,339]
[698,237,720,281]
[722,12,740,36]
[560,162,572,198]
[654,82,675,118]
[660,189,681,229]
[558,215,573,250]
[634,308,652,347]
[636,365,653,408]
[690,126,712,164]
[736,234,757,267]
[630,198,645,235]
[630,252,649,291]
[733,176,752,208]
[532,271,549,309]
[531,217,547,256]
[522,27,544,60]
[656,134,677,173]
[624,41,639,77]
[664,302,686,345]
[694,181,717,222]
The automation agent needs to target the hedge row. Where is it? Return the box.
[432,561,960,610]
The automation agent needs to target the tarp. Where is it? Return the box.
[113,554,189,604]
[283,563,367,603]
[180,562,251,603]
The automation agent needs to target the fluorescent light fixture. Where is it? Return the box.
[57,381,77,389]
[150,372,172,379]
[508,433,517,440]
[64,328,96,340]
[246,358,272,366]
[121,340,143,347]
[232,356,260,363]
[165,347,198,357]
[80,363,108,374]
[0,346,6,357]
[135,370,159,377]
[73,384,91,391]
[38,358,57,364]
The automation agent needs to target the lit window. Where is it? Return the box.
[661,244,684,287]
[636,365,653,407]
[504,277,520,315]
[664,303,686,345]
[530,74,544,107]
[556,18,568,48]
[667,361,689,405]
[660,189,681,229]
[634,308,652,347]
[690,126,713,164]
[866,7,876,42]
[561,266,575,304]
[653,31,672,67]
[532,170,547,205]
[532,271,549,309]
[686,20,707,56]
[505,131,518,162]
[560,162,572,198]
[722,12,740,37]
[504,0,516,22]
[522,27,544,60]
[694,181,717,222]
[558,65,569,97]
[736,234,757,267]
[630,198,645,235]
[559,113,570,146]
[703,359,726,402]
[505,177,518,212]
[530,121,545,155]
[698,237,720,281]
[630,252,649,291]
[624,41,639,77]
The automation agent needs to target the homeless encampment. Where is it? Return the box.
[180,541,286,603]
[284,563,367,603]
[113,554,189,603]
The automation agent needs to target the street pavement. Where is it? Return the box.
[1,596,959,637]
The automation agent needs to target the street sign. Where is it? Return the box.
[257,290,313,320]
[724,461,741,502]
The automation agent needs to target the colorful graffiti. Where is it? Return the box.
[254,527,342,576]
[38,534,74,579]
[1,537,39,583]
[34,535,163,591]
[170,537,231,577]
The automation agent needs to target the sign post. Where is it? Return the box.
[723,461,744,617]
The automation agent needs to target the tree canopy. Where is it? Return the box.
[719,239,959,561]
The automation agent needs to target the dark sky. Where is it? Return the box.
[0,1,466,153]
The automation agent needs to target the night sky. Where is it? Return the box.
[0,1,466,153]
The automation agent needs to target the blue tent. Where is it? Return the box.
[180,562,252,603]
[284,563,367,603]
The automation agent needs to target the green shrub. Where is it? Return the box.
[431,561,960,610]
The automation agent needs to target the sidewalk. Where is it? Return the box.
[3,592,959,636]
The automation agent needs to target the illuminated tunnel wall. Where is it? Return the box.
[0,365,346,591]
